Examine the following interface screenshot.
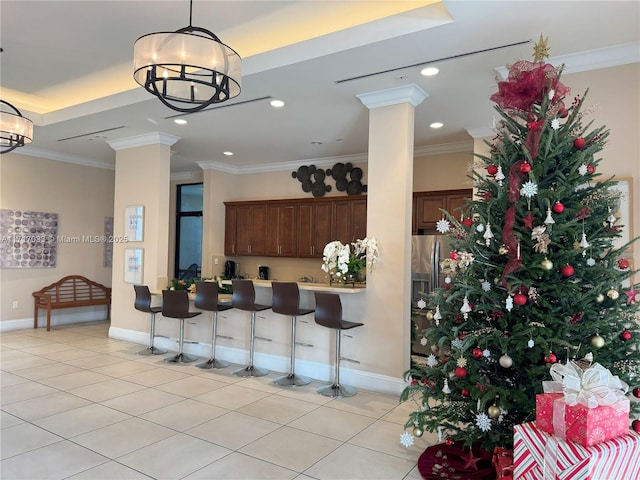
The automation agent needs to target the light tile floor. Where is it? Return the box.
[0,322,437,480]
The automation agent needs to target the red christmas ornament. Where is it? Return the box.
[450,251,458,260]
[544,352,557,364]
[487,164,498,176]
[633,387,640,398]
[620,330,632,341]
[455,367,467,378]
[561,264,574,277]
[461,388,470,397]
[632,420,640,434]
[462,217,473,228]
[520,162,532,173]
[472,348,484,359]
[558,107,569,118]
[617,258,630,270]
[573,137,586,150]
[586,164,595,174]
[552,202,565,214]
[458,333,466,340]
[514,293,527,306]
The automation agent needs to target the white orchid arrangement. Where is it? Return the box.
[321,237,380,279]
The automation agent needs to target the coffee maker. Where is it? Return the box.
[224,260,236,278]
[258,265,269,280]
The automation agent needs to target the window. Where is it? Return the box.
[175,183,203,280]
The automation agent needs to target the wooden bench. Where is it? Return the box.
[33,275,111,331]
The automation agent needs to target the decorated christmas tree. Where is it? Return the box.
[401,37,640,454]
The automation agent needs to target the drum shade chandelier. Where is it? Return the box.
[133,0,241,113]
[0,100,34,154]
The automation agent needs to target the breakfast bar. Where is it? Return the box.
[151,280,368,389]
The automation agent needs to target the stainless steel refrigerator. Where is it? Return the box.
[410,234,452,357]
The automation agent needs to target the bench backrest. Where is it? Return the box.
[34,275,110,303]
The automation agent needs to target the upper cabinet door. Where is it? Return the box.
[266,203,297,257]
[236,204,267,256]
[413,189,472,233]
[298,201,332,258]
[332,197,368,244]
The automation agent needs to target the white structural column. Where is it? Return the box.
[107,132,180,336]
[357,85,428,377]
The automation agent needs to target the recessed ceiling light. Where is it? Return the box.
[270,99,285,108]
[174,119,187,125]
[311,141,323,145]
[430,122,444,129]
[421,67,439,77]
[223,151,233,156]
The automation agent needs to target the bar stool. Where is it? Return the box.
[194,281,233,369]
[133,285,167,356]
[271,282,315,387]
[314,292,363,398]
[162,290,201,364]
[231,279,271,377]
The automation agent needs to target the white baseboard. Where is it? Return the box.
[109,326,407,396]
[0,310,109,332]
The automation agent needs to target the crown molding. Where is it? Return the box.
[13,146,115,170]
[106,132,181,151]
[495,42,640,80]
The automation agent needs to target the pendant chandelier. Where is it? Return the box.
[133,0,241,113]
[0,100,34,154]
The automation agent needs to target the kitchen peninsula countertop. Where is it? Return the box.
[223,279,366,294]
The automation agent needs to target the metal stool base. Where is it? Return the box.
[137,346,167,356]
[164,353,197,364]
[317,383,357,398]
[233,365,269,377]
[273,373,311,387]
[196,357,230,369]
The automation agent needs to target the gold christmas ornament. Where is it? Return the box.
[532,34,550,62]
[426,310,434,321]
[607,288,619,300]
[591,334,605,349]
[488,405,501,419]
[413,425,424,437]
[541,258,554,271]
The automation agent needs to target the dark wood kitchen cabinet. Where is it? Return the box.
[298,201,332,258]
[332,197,367,244]
[224,195,367,258]
[235,204,267,256]
[266,203,297,257]
[413,189,472,233]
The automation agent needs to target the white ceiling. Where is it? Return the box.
[1,1,638,175]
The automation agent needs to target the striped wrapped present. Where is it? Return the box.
[514,422,640,480]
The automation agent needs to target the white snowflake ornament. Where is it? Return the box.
[457,357,468,368]
[435,218,451,234]
[417,298,427,310]
[506,295,514,312]
[483,349,491,357]
[551,118,560,130]
[476,223,485,233]
[586,257,596,267]
[475,413,492,432]
[400,431,414,448]
[420,337,427,346]
[578,163,588,176]
[528,338,535,348]
[451,338,464,350]
[521,181,538,198]
[444,276,452,284]
[427,354,438,367]
[481,280,491,292]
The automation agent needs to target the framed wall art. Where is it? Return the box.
[124,248,143,284]
[0,209,58,268]
[124,205,144,242]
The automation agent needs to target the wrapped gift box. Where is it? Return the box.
[536,393,630,447]
[514,422,640,480]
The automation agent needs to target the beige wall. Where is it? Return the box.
[0,154,115,325]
